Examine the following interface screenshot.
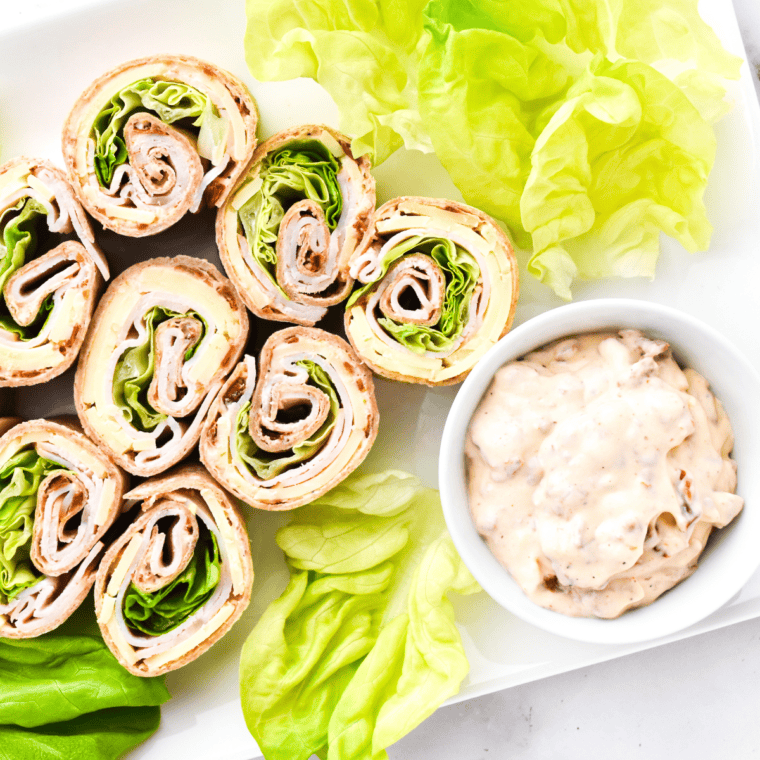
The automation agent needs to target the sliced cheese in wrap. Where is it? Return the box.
[94,465,253,676]
[200,326,378,510]
[62,54,258,237]
[345,197,519,386]
[74,255,248,477]
[0,418,126,638]
[0,157,108,386]
[217,125,375,325]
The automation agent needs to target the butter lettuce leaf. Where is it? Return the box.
[522,58,716,299]
[418,0,571,247]
[122,522,222,636]
[559,0,742,79]
[239,470,480,760]
[238,140,342,294]
[0,450,68,605]
[236,360,340,480]
[244,0,740,296]
[0,614,169,760]
[243,0,433,163]
[112,306,205,432]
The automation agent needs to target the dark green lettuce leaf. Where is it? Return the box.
[92,77,225,187]
[238,139,343,295]
[122,522,222,636]
[112,306,205,432]
[0,449,68,605]
[0,706,161,760]
[0,613,170,760]
[235,360,339,480]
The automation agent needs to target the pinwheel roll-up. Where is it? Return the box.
[95,465,253,676]
[217,125,375,325]
[345,197,519,386]
[75,256,249,477]
[0,158,109,386]
[200,327,378,510]
[0,419,126,638]
[62,55,258,236]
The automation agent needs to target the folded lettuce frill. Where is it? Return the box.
[0,418,126,638]
[74,255,249,477]
[345,197,519,385]
[217,125,375,325]
[94,465,253,676]
[200,326,378,510]
[0,157,109,386]
[62,54,258,237]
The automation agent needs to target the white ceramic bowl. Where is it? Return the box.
[439,299,760,644]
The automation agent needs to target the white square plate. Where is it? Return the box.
[1,1,759,758]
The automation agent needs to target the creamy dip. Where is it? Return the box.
[466,330,743,618]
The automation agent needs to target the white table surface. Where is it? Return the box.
[4,2,760,759]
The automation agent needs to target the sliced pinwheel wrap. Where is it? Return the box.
[345,197,519,386]
[200,326,378,510]
[74,256,249,477]
[94,465,253,676]
[0,418,126,638]
[62,55,258,236]
[217,125,375,325]
[0,157,109,386]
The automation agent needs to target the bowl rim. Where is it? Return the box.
[439,298,760,644]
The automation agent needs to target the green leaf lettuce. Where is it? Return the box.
[235,360,340,480]
[122,522,222,636]
[347,235,480,354]
[239,470,480,760]
[92,77,226,187]
[0,198,56,340]
[0,450,67,605]
[112,306,205,432]
[0,614,170,760]
[238,140,342,295]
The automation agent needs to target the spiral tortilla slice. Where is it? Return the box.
[74,255,248,477]
[0,157,108,386]
[62,54,258,237]
[200,326,378,510]
[217,125,375,325]
[95,465,253,676]
[0,419,126,638]
[345,197,519,386]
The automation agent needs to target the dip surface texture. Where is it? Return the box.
[465,330,743,618]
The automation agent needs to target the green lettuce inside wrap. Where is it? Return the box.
[92,77,229,188]
[237,139,343,296]
[0,198,56,340]
[235,360,340,480]
[347,236,480,354]
[121,521,222,636]
[0,449,69,606]
[112,305,206,432]
[239,470,480,760]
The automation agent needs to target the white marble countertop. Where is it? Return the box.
[2,2,759,759]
